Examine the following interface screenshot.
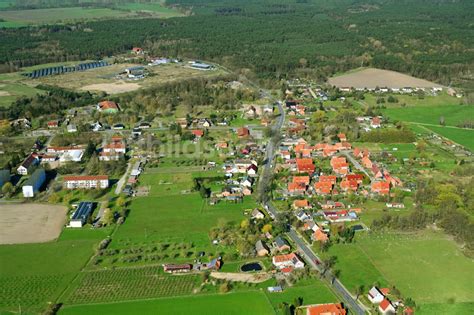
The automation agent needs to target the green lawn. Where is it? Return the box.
[114,193,253,247]
[59,291,275,315]
[326,230,474,311]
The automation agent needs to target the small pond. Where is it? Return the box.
[241,262,263,272]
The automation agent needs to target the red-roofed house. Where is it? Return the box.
[361,156,373,169]
[312,229,329,243]
[237,127,250,138]
[371,181,390,195]
[131,47,144,54]
[288,182,306,195]
[293,176,310,186]
[47,120,59,128]
[306,303,346,315]
[340,179,358,192]
[293,199,311,209]
[338,133,347,142]
[296,158,315,174]
[272,252,305,270]
[314,181,333,195]
[346,173,364,183]
[191,129,204,138]
[97,101,120,113]
[319,175,337,184]
[379,298,396,315]
[371,116,381,128]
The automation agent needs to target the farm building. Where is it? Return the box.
[22,168,46,198]
[69,201,95,228]
[190,61,213,70]
[0,169,11,188]
[163,264,193,273]
[63,175,109,189]
[255,240,270,256]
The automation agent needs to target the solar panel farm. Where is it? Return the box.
[0,60,225,106]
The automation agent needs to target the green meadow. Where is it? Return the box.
[326,231,474,311]
[382,103,474,151]
[382,104,473,127]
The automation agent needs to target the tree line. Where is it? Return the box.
[1,0,473,87]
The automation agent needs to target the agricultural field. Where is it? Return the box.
[328,68,443,90]
[59,291,275,315]
[0,203,67,244]
[0,238,97,313]
[0,8,131,27]
[324,230,474,311]
[0,72,42,108]
[0,3,183,28]
[64,266,200,304]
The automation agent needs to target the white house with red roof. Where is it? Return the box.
[272,252,305,270]
[379,298,396,314]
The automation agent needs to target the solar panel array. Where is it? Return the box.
[24,60,109,79]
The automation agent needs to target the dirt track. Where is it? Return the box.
[0,203,67,244]
[210,271,271,283]
[328,68,443,89]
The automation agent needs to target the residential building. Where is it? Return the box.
[22,168,46,198]
[251,209,265,220]
[371,181,391,195]
[368,286,385,304]
[17,153,39,175]
[379,298,396,315]
[274,236,291,252]
[97,101,120,113]
[296,158,315,174]
[306,303,347,315]
[272,252,305,270]
[63,175,109,189]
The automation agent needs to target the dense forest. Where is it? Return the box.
[0,0,473,88]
